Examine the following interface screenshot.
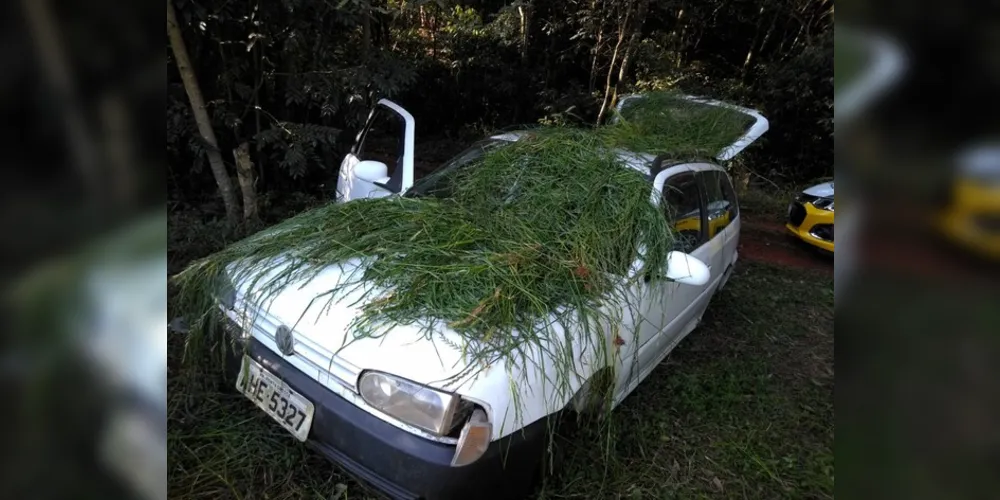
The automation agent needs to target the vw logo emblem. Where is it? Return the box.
[275,325,295,356]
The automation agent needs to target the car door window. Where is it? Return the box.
[405,139,507,199]
[719,171,739,219]
[661,172,706,253]
[699,170,738,239]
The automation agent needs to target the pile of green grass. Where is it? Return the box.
[174,128,673,375]
[173,93,755,390]
[604,91,755,157]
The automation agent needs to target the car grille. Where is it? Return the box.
[228,302,362,393]
[788,202,807,227]
[810,224,834,242]
[798,193,819,205]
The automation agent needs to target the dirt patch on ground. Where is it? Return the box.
[859,226,1000,287]
[739,216,833,275]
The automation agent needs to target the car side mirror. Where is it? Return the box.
[355,160,390,183]
[664,251,710,286]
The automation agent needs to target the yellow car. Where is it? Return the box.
[937,145,1000,260]
[673,201,732,241]
[786,181,835,253]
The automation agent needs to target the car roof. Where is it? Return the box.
[486,131,722,178]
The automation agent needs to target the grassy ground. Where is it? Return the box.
[738,185,799,221]
[167,259,833,500]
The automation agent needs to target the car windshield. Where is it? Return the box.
[404,139,509,199]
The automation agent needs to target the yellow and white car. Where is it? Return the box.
[674,200,732,241]
[786,181,835,253]
[937,144,1000,260]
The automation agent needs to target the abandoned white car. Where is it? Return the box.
[216,94,768,499]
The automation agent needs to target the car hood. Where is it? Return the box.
[228,254,631,438]
[229,256,502,392]
[803,181,834,199]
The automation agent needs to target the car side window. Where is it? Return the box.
[699,170,739,239]
[405,140,504,199]
[661,172,706,253]
[719,171,739,219]
[354,108,406,191]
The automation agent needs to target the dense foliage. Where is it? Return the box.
[167,0,833,212]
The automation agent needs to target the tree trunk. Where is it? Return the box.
[99,92,137,209]
[741,6,767,79]
[430,12,436,57]
[610,0,648,110]
[253,42,264,190]
[22,0,101,200]
[167,0,240,228]
[689,4,723,66]
[674,8,686,68]
[588,0,605,94]
[233,142,259,224]
[596,3,632,125]
[596,0,649,123]
[362,2,372,62]
[517,2,530,65]
[755,9,781,66]
[589,25,605,94]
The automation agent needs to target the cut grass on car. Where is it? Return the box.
[168,91,777,495]
[608,91,756,157]
[171,93,754,406]
[173,128,674,402]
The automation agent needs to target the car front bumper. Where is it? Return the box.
[938,208,1000,261]
[224,336,547,500]
[786,200,835,253]
[937,182,1000,260]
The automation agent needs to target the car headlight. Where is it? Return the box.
[812,197,834,211]
[358,371,461,435]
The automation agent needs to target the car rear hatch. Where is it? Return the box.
[613,93,770,162]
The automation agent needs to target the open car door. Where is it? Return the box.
[335,99,415,203]
[614,93,770,162]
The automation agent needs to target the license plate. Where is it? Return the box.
[237,357,315,441]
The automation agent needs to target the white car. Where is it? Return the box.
[12,212,167,500]
[221,96,768,499]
